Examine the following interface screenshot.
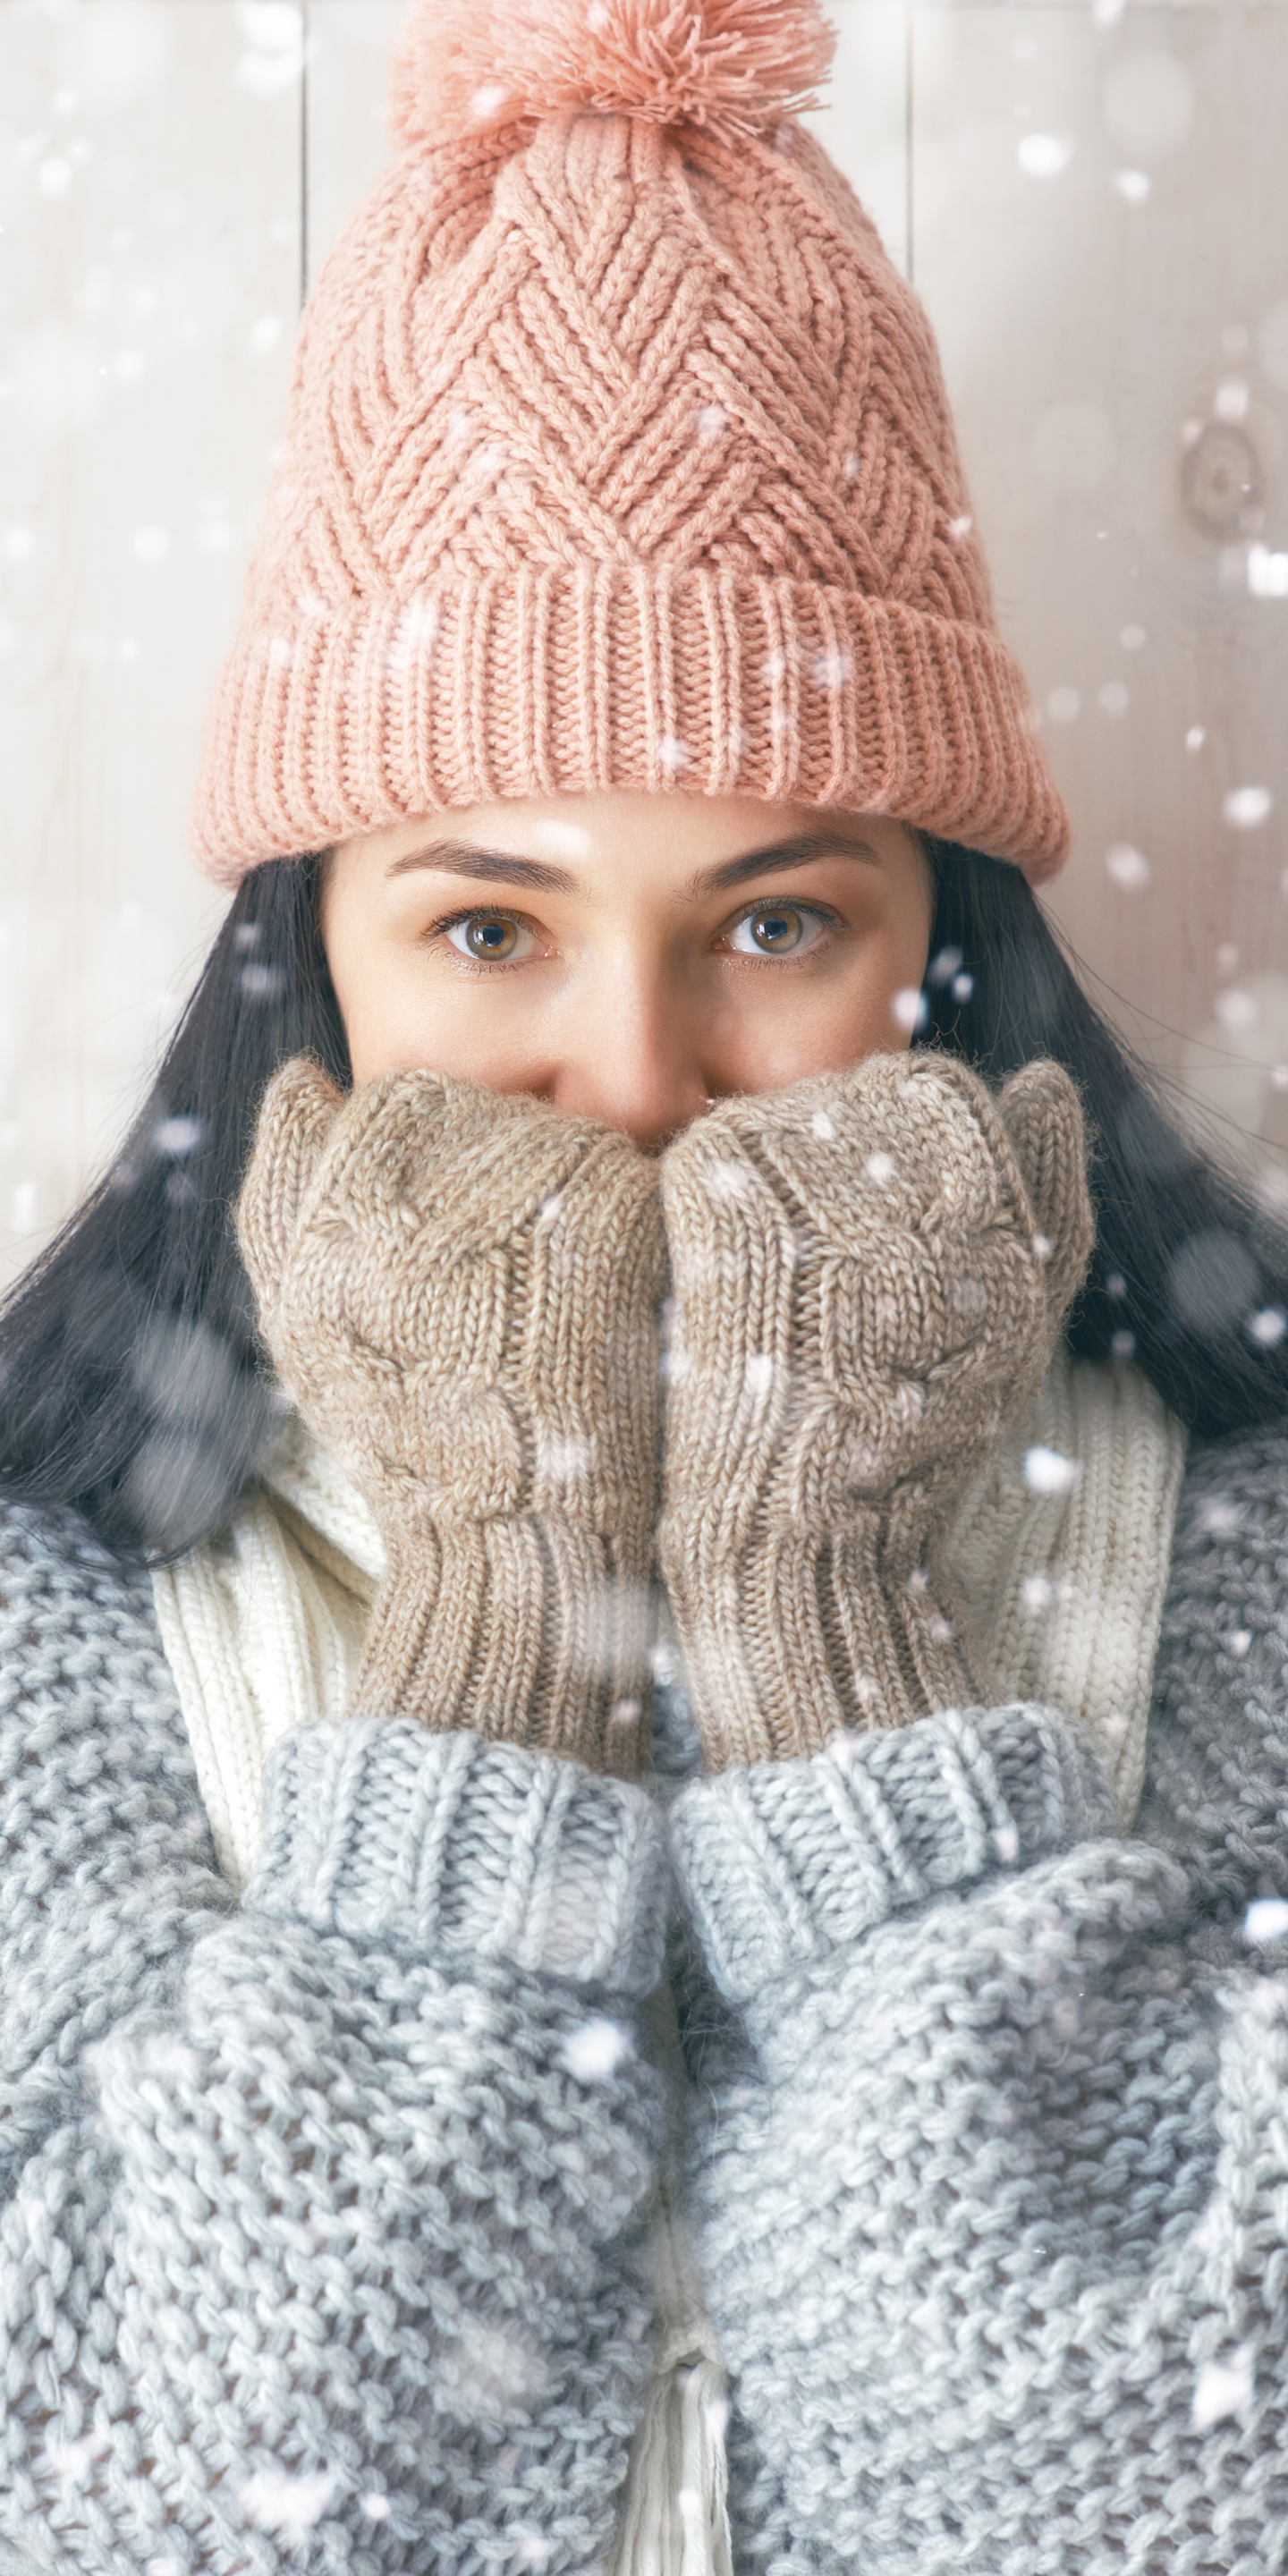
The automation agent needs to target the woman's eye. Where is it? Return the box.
[726,903,828,958]
[444,913,533,962]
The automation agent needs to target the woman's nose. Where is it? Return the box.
[547,974,713,1150]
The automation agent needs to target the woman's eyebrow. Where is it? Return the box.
[385,839,577,891]
[689,831,882,895]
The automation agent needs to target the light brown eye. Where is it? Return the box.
[729,904,810,955]
[447,914,521,961]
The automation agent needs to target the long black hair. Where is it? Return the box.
[0,857,348,1567]
[1,836,1284,1568]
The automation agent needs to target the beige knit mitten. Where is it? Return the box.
[235,1059,666,1776]
[657,1051,1094,1768]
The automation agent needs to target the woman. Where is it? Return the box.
[2,2,1287,2568]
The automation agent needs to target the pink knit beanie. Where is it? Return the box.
[191,0,1070,888]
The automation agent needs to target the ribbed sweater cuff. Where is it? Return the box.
[244,1721,668,1996]
[668,1702,1119,2004]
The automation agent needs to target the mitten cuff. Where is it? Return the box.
[668,1701,1118,2003]
[245,1720,668,1996]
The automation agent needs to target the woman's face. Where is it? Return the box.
[321,792,934,1150]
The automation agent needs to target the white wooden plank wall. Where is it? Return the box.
[4,0,1287,1297]
[0,0,301,1291]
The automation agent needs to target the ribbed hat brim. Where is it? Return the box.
[191,565,1069,888]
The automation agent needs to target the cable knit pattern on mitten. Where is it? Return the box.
[945,1342,1186,1823]
[657,1051,1093,1765]
[237,1058,666,1775]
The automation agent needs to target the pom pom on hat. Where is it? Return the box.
[388,0,838,151]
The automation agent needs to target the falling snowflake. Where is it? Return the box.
[1023,1445,1080,1496]
[510,2531,553,2571]
[1249,1307,1287,1347]
[151,1115,207,1159]
[811,649,851,690]
[238,2469,336,2540]
[1105,843,1149,891]
[1017,132,1073,178]
[1248,545,1288,597]
[1192,2344,1253,2434]
[702,1158,753,1203]
[1215,987,1258,1034]
[950,1274,987,1320]
[240,960,286,1002]
[562,2019,633,2081]
[1224,785,1273,830]
[437,2319,551,2425]
[537,1433,595,1487]
[238,3,308,94]
[46,2430,110,2484]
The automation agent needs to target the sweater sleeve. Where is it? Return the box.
[667,1427,1288,2576]
[0,1504,668,2575]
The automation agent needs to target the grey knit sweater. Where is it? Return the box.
[1,1421,1285,2572]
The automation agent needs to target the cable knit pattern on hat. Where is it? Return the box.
[191,0,1069,884]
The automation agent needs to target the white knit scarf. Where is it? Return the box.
[152,1348,1184,2576]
